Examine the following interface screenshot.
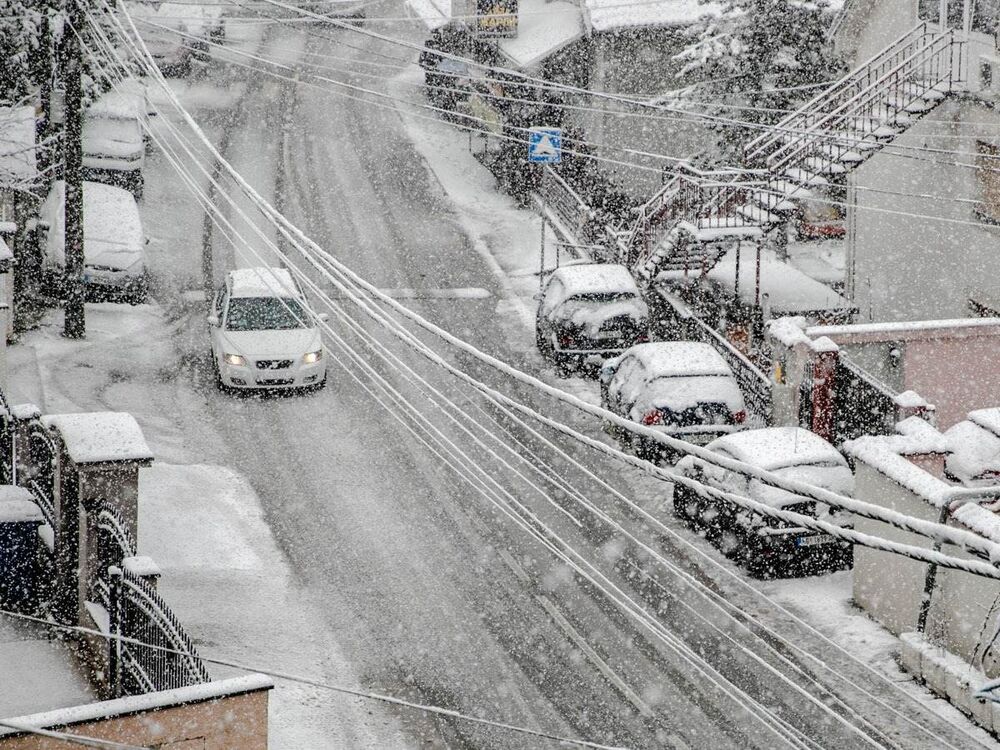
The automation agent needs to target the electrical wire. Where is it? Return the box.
[82,14,1000,748]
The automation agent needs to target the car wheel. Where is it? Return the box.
[212,356,228,394]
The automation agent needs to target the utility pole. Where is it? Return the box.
[63,0,86,339]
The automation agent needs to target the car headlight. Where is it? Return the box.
[223,353,246,366]
[303,350,323,364]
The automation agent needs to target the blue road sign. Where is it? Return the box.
[528,127,562,164]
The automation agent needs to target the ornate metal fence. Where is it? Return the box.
[93,504,210,696]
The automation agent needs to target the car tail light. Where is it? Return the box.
[636,332,649,343]
[641,410,664,426]
[977,469,1000,482]
[732,410,747,424]
[558,333,575,349]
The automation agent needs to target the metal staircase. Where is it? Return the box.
[627,22,965,283]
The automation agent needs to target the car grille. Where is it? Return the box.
[256,359,293,370]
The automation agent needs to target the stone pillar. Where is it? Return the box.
[40,413,153,627]
[810,341,840,443]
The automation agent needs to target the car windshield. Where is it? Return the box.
[226,297,307,331]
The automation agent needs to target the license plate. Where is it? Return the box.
[797,534,836,548]
[593,331,618,341]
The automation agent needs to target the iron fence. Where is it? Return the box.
[93,503,210,696]
[832,357,898,443]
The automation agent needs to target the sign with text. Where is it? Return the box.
[475,0,518,38]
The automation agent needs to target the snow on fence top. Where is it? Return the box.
[0,486,43,524]
[41,412,153,465]
[845,416,1000,546]
[805,316,1000,341]
[585,0,721,32]
[0,674,274,737]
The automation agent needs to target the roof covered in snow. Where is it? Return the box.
[42,412,153,465]
[550,263,640,299]
[495,0,585,70]
[229,267,299,298]
[404,0,451,29]
[708,426,846,471]
[0,106,37,183]
[806,316,1000,342]
[585,0,721,32]
[693,245,854,315]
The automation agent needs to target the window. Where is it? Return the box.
[225,297,307,331]
[976,141,1000,223]
[972,0,1000,33]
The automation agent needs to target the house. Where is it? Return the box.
[843,415,1000,734]
[408,0,722,199]
[765,315,1000,444]
[832,0,1000,322]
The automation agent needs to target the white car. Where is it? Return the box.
[39,180,148,303]
[83,88,147,199]
[600,341,746,459]
[208,267,327,392]
[674,427,855,577]
[945,408,1000,486]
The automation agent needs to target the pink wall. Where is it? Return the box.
[904,335,1000,429]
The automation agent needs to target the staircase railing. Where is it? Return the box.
[760,29,962,181]
[746,22,943,165]
[745,24,963,174]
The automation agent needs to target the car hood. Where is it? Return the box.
[85,237,144,271]
[220,328,321,358]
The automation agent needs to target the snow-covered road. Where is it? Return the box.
[23,6,995,749]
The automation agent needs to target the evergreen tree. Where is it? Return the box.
[674,0,841,163]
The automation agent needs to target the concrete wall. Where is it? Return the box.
[835,0,918,67]
[0,688,269,750]
[847,97,1000,323]
[851,462,937,636]
[904,332,1000,428]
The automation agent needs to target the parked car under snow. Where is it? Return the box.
[535,263,648,372]
[83,88,147,199]
[600,341,746,460]
[674,427,855,577]
[945,408,1000,487]
[38,180,148,304]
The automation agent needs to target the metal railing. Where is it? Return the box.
[23,421,57,531]
[538,165,599,248]
[93,503,209,696]
[832,357,898,443]
[745,23,963,175]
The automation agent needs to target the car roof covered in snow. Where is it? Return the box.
[706,427,846,471]
[624,341,733,378]
[549,263,639,298]
[87,89,143,121]
[228,267,299,298]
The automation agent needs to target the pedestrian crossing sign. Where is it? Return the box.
[528,127,562,163]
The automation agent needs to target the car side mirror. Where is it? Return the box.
[206,314,219,327]
[317,312,329,323]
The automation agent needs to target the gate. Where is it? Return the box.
[832,357,897,443]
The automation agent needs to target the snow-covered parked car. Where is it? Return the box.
[38,180,148,304]
[83,88,147,198]
[209,267,328,393]
[674,427,855,577]
[945,408,1000,486]
[535,264,648,372]
[600,341,746,460]
[128,0,225,73]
